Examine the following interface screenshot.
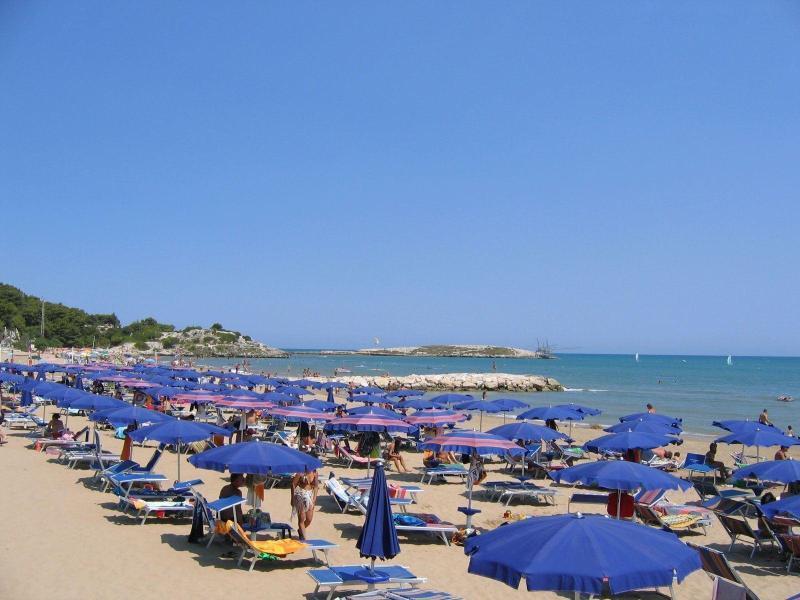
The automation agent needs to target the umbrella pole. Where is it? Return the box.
[479,411,483,432]
[616,489,621,520]
[177,439,182,482]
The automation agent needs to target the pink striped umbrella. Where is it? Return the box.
[405,410,468,427]
[324,415,416,434]
[216,398,276,410]
[172,392,225,404]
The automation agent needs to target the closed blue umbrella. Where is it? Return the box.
[130,420,229,480]
[356,461,400,580]
[464,513,701,595]
[74,374,84,391]
[326,388,335,404]
[732,460,800,484]
[188,440,322,475]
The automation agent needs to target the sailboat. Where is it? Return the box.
[727,355,733,366]
[635,352,639,362]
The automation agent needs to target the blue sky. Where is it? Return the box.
[1,2,799,355]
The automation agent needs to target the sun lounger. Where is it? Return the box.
[418,465,467,485]
[634,488,714,525]
[346,588,461,599]
[715,513,776,557]
[224,521,336,571]
[123,496,195,525]
[393,513,457,545]
[272,430,299,449]
[687,543,760,600]
[336,446,380,469]
[198,494,292,541]
[341,477,423,503]
[780,534,800,573]
[567,492,609,513]
[325,477,412,514]
[634,503,709,535]
[308,564,425,600]
[682,453,716,479]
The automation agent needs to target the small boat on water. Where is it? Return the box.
[726,355,733,366]
[777,395,793,403]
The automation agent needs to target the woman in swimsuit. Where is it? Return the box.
[290,469,318,540]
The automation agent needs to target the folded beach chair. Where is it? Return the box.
[634,503,709,535]
[346,588,461,599]
[123,495,195,525]
[224,521,337,572]
[307,564,425,600]
[715,513,776,557]
[687,543,760,600]
[418,464,467,485]
[392,513,457,545]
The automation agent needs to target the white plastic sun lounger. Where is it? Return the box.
[123,496,195,525]
[418,465,467,485]
[497,484,558,506]
[393,514,457,545]
[346,588,462,600]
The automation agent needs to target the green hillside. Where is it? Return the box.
[0,283,173,350]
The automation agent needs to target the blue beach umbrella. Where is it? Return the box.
[551,460,692,493]
[303,399,340,412]
[90,405,172,427]
[66,393,127,412]
[605,420,682,435]
[455,399,504,431]
[732,460,800,484]
[760,494,800,521]
[464,513,701,595]
[487,421,568,442]
[351,394,389,405]
[621,413,682,426]
[490,398,528,411]
[322,382,349,389]
[356,461,400,579]
[428,393,474,405]
[353,386,385,395]
[348,405,401,418]
[188,440,322,475]
[584,431,677,454]
[386,389,425,398]
[556,402,602,416]
[517,405,584,422]
[130,420,229,480]
[713,420,781,433]
[397,398,444,411]
[277,385,312,396]
[261,391,299,404]
[716,426,800,460]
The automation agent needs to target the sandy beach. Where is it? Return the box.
[1,389,796,600]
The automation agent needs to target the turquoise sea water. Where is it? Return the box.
[199,353,799,435]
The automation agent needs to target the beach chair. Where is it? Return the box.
[392,513,457,545]
[634,488,714,524]
[224,521,336,572]
[634,503,709,535]
[715,513,775,557]
[683,453,716,479]
[307,564,425,600]
[418,464,467,485]
[345,588,461,599]
[336,446,379,469]
[567,492,609,513]
[97,444,165,484]
[272,430,299,449]
[687,543,760,600]
[497,483,558,506]
[201,494,293,540]
[123,495,195,525]
[341,477,423,504]
[780,534,800,573]
[325,477,413,515]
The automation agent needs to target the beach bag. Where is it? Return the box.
[393,514,425,527]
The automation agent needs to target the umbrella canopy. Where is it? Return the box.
[487,421,569,442]
[464,513,701,594]
[322,382,349,389]
[351,394,389,405]
[517,406,584,422]
[455,400,504,413]
[555,402,602,416]
[266,405,332,422]
[356,461,400,567]
[215,398,276,410]
[188,440,322,475]
[490,398,529,411]
[760,494,800,520]
[303,399,341,412]
[428,393,474,405]
[621,413,682,426]
[276,385,312,396]
[287,379,317,388]
[584,431,677,453]
[604,419,682,435]
[262,391,300,404]
[353,386,385,395]
[404,410,468,428]
[418,431,524,456]
[398,398,445,411]
[348,405,401,419]
[90,405,172,426]
[551,460,692,492]
[732,460,800,484]
[713,420,782,433]
[386,389,425,398]
[715,427,800,448]
[324,415,416,434]
[65,393,127,412]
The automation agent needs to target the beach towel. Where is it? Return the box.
[394,514,426,527]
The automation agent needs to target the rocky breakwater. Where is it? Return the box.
[324,372,563,392]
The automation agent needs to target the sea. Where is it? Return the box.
[198,353,799,436]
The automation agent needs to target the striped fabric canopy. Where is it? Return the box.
[418,430,524,456]
[404,410,468,427]
[266,405,332,422]
[324,415,417,434]
[215,398,276,410]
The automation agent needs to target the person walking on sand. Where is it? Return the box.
[759,409,772,426]
[290,469,318,540]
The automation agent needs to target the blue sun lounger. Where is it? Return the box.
[418,465,467,484]
[346,589,461,599]
[204,495,293,539]
[308,564,425,600]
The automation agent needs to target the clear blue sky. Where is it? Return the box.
[2,2,799,355]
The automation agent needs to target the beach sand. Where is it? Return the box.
[0,398,795,599]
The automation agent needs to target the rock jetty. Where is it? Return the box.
[319,372,563,392]
[320,345,543,358]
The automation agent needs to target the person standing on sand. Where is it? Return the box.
[290,470,318,540]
